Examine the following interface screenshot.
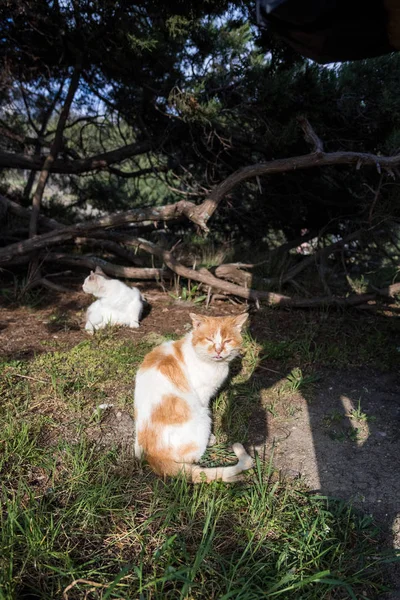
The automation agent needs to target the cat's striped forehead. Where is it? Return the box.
[190,314,248,344]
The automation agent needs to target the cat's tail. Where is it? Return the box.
[184,443,253,483]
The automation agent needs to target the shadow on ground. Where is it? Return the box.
[237,308,400,596]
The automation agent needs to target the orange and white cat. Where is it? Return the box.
[134,312,253,482]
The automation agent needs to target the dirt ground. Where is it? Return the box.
[1,284,399,594]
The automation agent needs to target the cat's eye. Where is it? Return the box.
[224,339,232,344]
[206,337,214,342]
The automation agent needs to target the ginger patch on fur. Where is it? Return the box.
[152,394,191,425]
[141,347,189,392]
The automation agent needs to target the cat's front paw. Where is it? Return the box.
[129,321,140,328]
[207,433,217,447]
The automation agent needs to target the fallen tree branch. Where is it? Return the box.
[5,230,398,308]
[214,230,362,287]
[0,199,208,263]
[214,264,252,286]
[0,193,64,231]
[25,277,71,293]
[43,253,170,280]
[120,237,400,307]
[74,237,144,266]
[45,233,399,308]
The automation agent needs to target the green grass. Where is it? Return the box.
[0,323,398,598]
[346,400,376,424]
[0,426,392,599]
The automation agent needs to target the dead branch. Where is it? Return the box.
[128,237,400,307]
[0,193,63,231]
[25,277,71,293]
[297,116,324,154]
[0,199,208,263]
[74,237,144,266]
[46,233,400,308]
[4,228,398,309]
[214,264,252,286]
[63,578,111,600]
[118,237,291,303]
[43,253,170,280]
[160,246,400,307]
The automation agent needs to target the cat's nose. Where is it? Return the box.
[214,344,222,354]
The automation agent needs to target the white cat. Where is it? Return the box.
[134,312,253,482]
[82,266,144,333]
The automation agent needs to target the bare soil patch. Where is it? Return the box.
[0,284,241,361]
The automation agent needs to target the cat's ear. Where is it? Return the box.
[95,265,105,276]
[232,312,249,330]
[90,271,94,275]
[190,313,207,329]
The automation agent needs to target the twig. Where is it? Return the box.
[367,175,383,223]
[13,373,49,384]
[25,278,71,293]
[63,579,109,600]
[46,270,72,278]
[206,285,212,309]
[257,365,283,374]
